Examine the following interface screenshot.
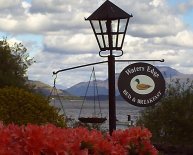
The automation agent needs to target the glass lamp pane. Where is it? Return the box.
[92,21,101,33]
[118,34,124,47]
[119,19,127,32]
[100,20,107,33]
[104,35,109,48]
[112,34,117,48]
[111,20,118,32]
[97,35,104,48]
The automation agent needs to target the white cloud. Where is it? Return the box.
[22,1,31,14]
[43,34,98,54]
[162,30,193,48]
[0,0,21,9]
[149,0,164,7]
[26,14,51,31]
[27,50,107,88]
[0,17,18,31]
[1,0,193,88]
[0,0,184,37]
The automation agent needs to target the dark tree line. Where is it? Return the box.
[137,79,193,146]
[0,39,34,88]
[0,38,66,127]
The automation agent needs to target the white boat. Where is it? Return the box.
[116,120,134,126]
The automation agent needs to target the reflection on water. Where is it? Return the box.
[50,99,144,129]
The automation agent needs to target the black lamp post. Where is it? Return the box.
[86,0,132,135]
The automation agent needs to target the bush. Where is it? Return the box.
[137,79,193,145]
[0,123,158,155]
[0,87,66,127]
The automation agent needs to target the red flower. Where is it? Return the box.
[0,123,158,155]
[111,127,158,155]
[23,124,46,154]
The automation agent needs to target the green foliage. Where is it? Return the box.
[0,87,66,127]
[137,79,193,145]
[0,38,34,88]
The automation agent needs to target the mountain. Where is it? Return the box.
[157,66,182,78]
[27,80,71,96]
[66,66,193,97]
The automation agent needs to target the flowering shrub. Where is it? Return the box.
[0,123,158,155]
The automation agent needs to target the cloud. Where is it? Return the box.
[176,0,193,13]
[127,1,185,38]
[157,30,193,48]
[27,50,107,88]
[149,0,164,7]
[30,0,75,14]
[0,0,185,36]
[0,0,21,9]
[43,34,99,54]
[0,0,193,88]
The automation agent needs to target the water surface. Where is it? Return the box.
[51,99,144,129]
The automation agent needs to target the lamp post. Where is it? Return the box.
[86,0,132,135]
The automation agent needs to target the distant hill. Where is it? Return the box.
[66,66,193,97]
[157,66,183,78]
[27,80,71,97]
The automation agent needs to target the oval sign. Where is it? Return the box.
[118,62,165,107]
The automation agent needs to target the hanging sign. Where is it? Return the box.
[118,62,165,107]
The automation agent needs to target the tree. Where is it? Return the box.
[137,79,193,145]
[0,38,34,88]
[0,87,66,127]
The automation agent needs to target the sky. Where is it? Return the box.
[0,0,193,89]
